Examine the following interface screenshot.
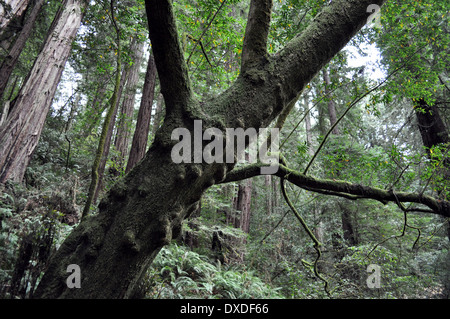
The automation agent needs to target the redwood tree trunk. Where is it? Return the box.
[126,53,157,173]
[232,178,252,234]
[0,0,29,32]
[415,98,449,151]
[0,0,86,183]
[0,0,44,100]
[323,67,357,246]
[114,40,145,173]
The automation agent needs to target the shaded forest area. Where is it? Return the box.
[0,0,449,299]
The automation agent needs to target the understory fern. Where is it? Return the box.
[143,243,283,299]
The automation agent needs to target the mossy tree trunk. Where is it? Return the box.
[35,0,400,299]
[414,98,450,240]
[82,0,122,219]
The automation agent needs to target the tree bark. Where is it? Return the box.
[83,72,111,138]
[323,67,340,134]
[126,53,157,173]
[415,98,449,152]
[113,40,145,174]
[0,0,29,32]
[0,0,44,101]
[34,0,388,299]
[414,98,450,241]
[92,66,129,203]
[0,0,86,184]
[323,67,357,246]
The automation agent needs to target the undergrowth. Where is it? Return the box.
[143,243,283,299]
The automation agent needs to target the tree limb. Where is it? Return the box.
[221,162,450,218]
[211,0,387,133]
[241,0,273,72]
[145,0,192,114]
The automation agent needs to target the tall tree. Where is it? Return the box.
[126,52,157,173]
[0,0,29,31]
[0,0,86,183]
[113,39,145,174]
[0,0,44,101]
[322,67,340,135]
[322,65,358,246]
[34,0,449,299]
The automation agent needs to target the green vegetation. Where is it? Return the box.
[0,0,449,299]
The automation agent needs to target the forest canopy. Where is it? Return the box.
[0,0,449,299]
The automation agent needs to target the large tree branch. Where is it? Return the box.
[272,0,387,107]
[221,163,450,218]
[241,0,273,72]
[210,0,386,132]
[145,0,192,114]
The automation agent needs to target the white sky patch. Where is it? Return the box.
[345,41,386,82]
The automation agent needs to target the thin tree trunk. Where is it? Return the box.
[0,0,44,100]
[82,0,122,218]
[151,92,164,137]
[317,102,327,137]
[0,0,85,184]
[232,153,253,234]
[414,98,450,241]
[83,72,111,138]
[64,91,81,134]
[305,94,324,244]
[303,94,314,156]
[265,175,272,215]
[126,53,157,173]
[233,179,252,234]
[323,68,340,134]
[113,40,145,174]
